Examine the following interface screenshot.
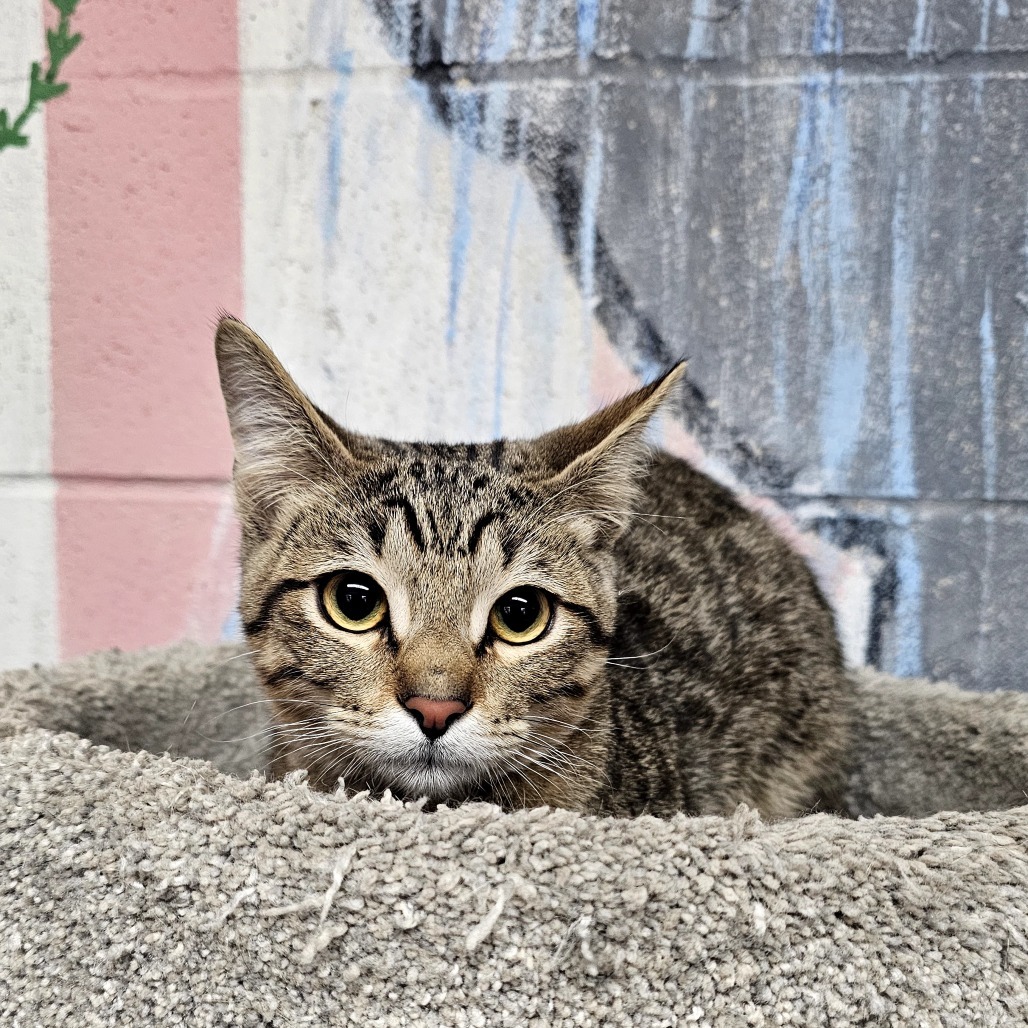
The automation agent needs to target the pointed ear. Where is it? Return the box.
[530,363,685,536]
[215,316,353,520]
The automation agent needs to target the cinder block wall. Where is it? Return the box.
[1,0,1026,691]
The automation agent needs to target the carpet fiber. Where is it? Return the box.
[1,643,1027,1026]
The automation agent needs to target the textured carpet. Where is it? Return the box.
[1,643,1027,1026]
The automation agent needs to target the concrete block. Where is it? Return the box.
[55,482,238,659]
[796,498,1028,692]
[596,0,1028,62]
[0,480,57,671]
[509,72,1028,500]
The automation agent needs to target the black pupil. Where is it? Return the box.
[499,590,541,634]
[336,576,379,622]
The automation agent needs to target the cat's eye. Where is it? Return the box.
[489,587,552,645]
[320,572,388,633]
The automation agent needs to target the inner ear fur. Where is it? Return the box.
[529,363,686,531]
[215,316,356,517]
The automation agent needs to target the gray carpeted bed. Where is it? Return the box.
[1,643,1027,1026]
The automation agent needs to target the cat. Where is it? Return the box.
[216,315,854,819]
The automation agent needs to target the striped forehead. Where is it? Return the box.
[359,447,535,563]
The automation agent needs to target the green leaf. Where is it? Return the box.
[29,63,69,104]
[2,0,80,156]
[30,78,69,103]
[0,111,30,149]
[47,26,83,63]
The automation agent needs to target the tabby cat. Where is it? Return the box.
[216,316,853,818]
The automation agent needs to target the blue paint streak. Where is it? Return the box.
[526,0,551,59]
[492,179,525,437]
[979,0,992,49]
[479,83,509,157]
[908,0,930,57]
[812,0,843,55]
[892,507,924,677]
[577,0,599,61]
[772,82,818,423]
[321,47,354,247]
[819,341,867,488]
[771,3,866,488]
[580,88,603,347]
[446,94,478,349]
[220,608,242,642]
[980,285,998,499]
[820,64,867,493]
[485,0,521,61]
[390,0,414,58]
[889,169,917,497]
[971,71,986,115]
[685,0,712,60]
[443,0,459,58]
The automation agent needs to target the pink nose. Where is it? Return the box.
[403,696,468,738]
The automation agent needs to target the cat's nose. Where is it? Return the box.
[403,696,468,740]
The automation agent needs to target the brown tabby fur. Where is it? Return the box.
[216,316,853,818]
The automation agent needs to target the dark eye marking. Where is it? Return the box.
[529,681,587,704]
[244,578,309,636]
[265,665,308,688]
[383,495,425,552]
[561,599,612,648]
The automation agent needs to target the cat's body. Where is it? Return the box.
[596,452,850,817]
[216,317,853,819]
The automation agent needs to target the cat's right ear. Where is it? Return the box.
[215,316,354,519]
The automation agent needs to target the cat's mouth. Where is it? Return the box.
[372,748,487,801]
[358,716,497,801]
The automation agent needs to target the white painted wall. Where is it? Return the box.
[240,0,594,446]
[0,0,58,669]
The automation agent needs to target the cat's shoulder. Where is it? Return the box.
[640,448,751,528]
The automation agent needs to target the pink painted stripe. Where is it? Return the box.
[48,0,242,657]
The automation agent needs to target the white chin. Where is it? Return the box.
[381,757,478,801]
[364,712,493,801]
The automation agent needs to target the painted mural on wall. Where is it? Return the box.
[1,0,1025,692]
[0,0,80,153]
[353,0,1028,691]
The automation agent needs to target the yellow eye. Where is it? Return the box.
[489,587,552,645]
[320,572,388,633]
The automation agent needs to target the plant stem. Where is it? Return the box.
[0,0,82,153]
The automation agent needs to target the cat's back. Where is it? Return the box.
[604,450,852,818]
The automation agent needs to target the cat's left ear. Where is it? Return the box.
[530,363,686,536]
[215,315,366,522]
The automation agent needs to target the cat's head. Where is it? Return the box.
[215,316,682,807]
